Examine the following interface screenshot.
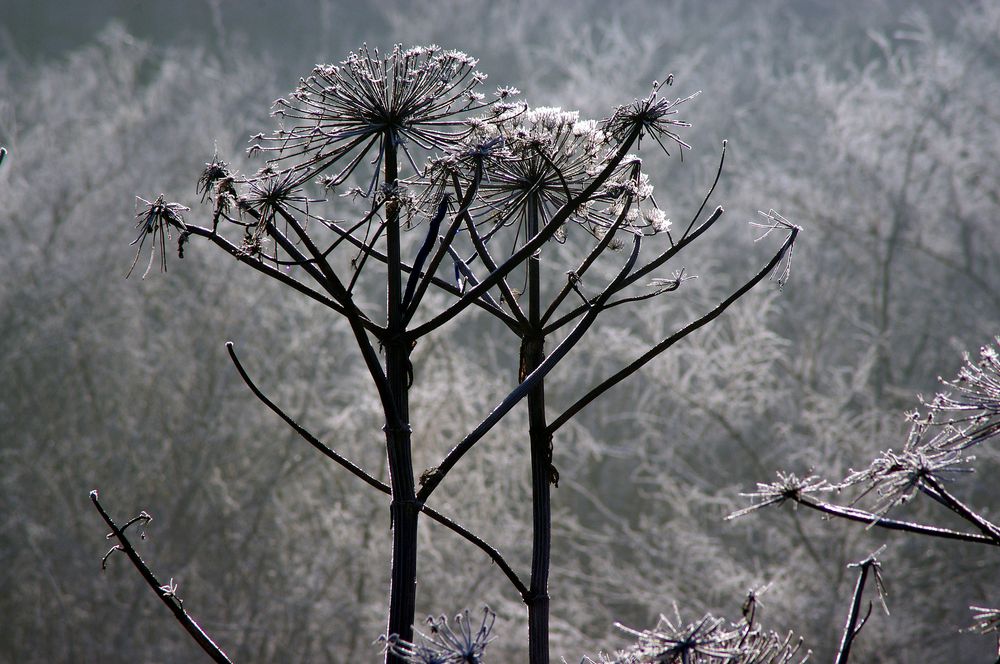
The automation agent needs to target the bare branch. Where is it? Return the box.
[420,505,529,598]
[270,205,397,420]
[309,193,520,331]
[226,341,388,494]
[921,475,1000,543]
[451,172,529,329]
[681,139,726,239]
[445,244,503,311]
[788,494,997,546]
[548,226,798,434]
[540,161,642,327]
[180,222,380,331]
[542,205,724,334]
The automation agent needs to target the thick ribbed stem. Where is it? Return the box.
[382,135,419,663]
[524,196,551,664]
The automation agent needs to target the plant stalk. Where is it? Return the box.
[382,133,419,663]
[524,195,551,664]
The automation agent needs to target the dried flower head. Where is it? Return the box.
[426,103,653,263]
[839,446,971,518]
[254,44,493,190]
[128,195,189,278]
[926,338,1000,451]
[474,105,619,239]
[232,168,318,256]
[751,210,800,289]
[727,471,832,520]
[599,608,808,664]
[606,77,699,155]
[197,153,231,204]
[380,607,496,664]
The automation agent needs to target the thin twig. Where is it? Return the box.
[539,162,641,327]
[682,140,726,239]
[272,204,397,422]
[89,491,233,664]
[451,171,529,329]
[542,205,724,334]
[181,223,379,332]
[792,494,998,546]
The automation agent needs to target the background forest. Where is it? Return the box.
[2,0,999,661]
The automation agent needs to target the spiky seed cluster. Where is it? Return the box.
[381,607,496,664]
[128,195,190,278]
[434,103,668,254]
[606,78,699,155]
[595,612,808,664]
[236,168,316,254]
[472,106,618,239]
[839,446,971,517]
[834,340,1000,516]
[600,166,670,236]
[926,339,1000,450]
[197,154,231,204]
[252,44,491,190]
[727,472,833,520]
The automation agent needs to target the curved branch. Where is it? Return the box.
[226,341,387,493]
[272,205,395,419]
[681,140,726,239]
[539,161,641,327]
[401,161,493,323]
[182,223,382,333]
[224,342,528,595]
[420,504,529,598]
[312,198,520,331]
[451,172,529,329]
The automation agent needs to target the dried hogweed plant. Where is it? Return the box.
[730,338,1000,657]
[103,43,798,663]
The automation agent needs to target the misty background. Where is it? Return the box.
[2,0,999,661]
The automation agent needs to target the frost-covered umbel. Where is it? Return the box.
[586,605,808,664]
[381,607,496,664]
[254,44,493,189]
[422,97,674,259]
